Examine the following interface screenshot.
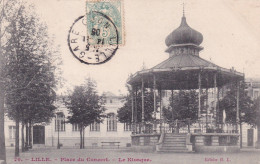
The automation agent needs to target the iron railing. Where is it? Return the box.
[132,119,239,134]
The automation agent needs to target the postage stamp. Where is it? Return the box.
[86,0,125,46]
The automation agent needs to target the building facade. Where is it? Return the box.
[5,92,132,148]
[242,78,260,147]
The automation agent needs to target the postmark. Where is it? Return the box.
[68,0,124,64]
[68,12,118,64]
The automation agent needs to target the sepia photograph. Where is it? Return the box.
[0,0,260,163]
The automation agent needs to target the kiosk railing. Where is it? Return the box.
[132,119,239,134]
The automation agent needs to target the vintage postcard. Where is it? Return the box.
[0,0,260,164]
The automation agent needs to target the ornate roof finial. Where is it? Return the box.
[182,2,185,17]
[165,1,203,47]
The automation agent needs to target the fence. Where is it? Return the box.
[132,119,239,134]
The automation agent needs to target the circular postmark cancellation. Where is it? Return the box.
[68,11,119,65]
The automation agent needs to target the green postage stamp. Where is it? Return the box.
[86,0,125,46]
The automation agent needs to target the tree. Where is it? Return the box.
[118,88,156,123]
[0,0,23,161]
[117,94,132,124]
[65,78,106,149]
[219,81,255,126]
[3,2,60,157]
[163,90,200,132]
[219,81,256,148]
[118,85,158,133]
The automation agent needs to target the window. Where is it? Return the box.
[110,99,113,103]
[55,113,65,131]
[124,123,132,131]
[9,126,16,139]
[107,113,117,131]
[72,123,79,131]
[90,122,100,131]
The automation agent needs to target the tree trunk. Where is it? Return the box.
[240,121,242,148]
[25,122,29,151]
[83,128,85,149]
[0,85,6,162]
[79,128,82,149]
[239,105,243,148]
[79,127,82,149]
[187,119,190,133]
[15,118,20,157]
[57,120,60,149]
[0,3,7,162]
[21,122,25,152]
[29,121,32,148]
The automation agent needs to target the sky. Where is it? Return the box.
[29,0,260,95]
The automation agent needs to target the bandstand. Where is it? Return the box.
[128,12,244,153]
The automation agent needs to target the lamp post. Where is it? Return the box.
[56,112,64,149]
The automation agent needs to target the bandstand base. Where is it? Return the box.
[130,133,241,153]
[192,133,240,153]
[131,133,160,153]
